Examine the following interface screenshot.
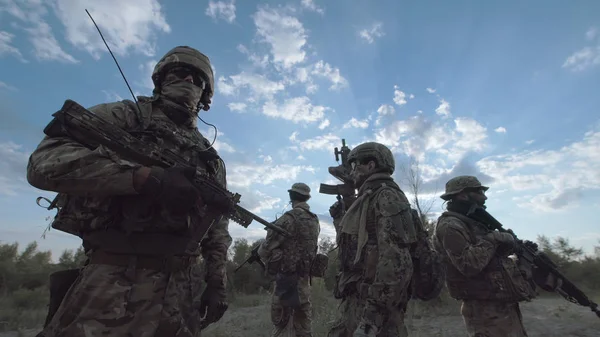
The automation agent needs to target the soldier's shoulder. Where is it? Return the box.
[88,97,152,128]
[373,186,411,217]
[435,214,468,233]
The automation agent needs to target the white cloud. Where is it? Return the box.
[393,85,407,106]
[343,117,369,129]
[262,96,331,124]
[526,139,535,145]
[237,44,269,68]
[227,162,316,188]
[1,0,76,63]
[318,119,331,130]
[0,30,26,61]
[253,6,307,69]
[477,128,600,212]
[25,21,78,63]
[0,81,17,91]
[200,128,236,153]
[563,27,600,72]
[218,72,285,99]
[373,114,487,161]
[52,0,171,59]
[426,87,436,93]
[205,0,236,23]
[377,104,395,116]
[435,98,451,117]
[242,190,281,214]
[495,126,507,133]
[227,102,247,113]
[563,46,600,72]
[101,90,123,102]
[301,0,324,15]
[311,61,348,90]
[359,22,384,44]
[294,133,341,151]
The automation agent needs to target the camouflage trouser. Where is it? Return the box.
[461,300,528,337]
[327,292,408,337]
[271,275,313,337]
[38,263,206,337]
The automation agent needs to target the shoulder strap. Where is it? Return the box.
[120,97,153,131]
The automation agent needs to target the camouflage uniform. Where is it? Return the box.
[328,142,418,337]
[432,176,536,337]
[258,183,321,337]
[27,46,232,337]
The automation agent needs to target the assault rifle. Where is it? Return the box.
[319,138,353,195]
[467,206,600,319]
[43,99,291,239]
[234,246,265,273]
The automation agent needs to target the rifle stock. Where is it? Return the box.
[469,207,600,319]
[47,99,291,238]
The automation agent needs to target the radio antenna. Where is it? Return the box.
[85,9,142,120]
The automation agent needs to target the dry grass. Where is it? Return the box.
[2,283,599,337]
[203,282,600,337]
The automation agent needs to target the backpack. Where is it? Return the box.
[409,209,446,301]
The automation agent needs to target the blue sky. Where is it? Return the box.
[1,0,600,260]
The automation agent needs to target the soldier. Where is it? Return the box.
[432,175,560,337]
[27,46,232,336]
[327,142,418,337]
[257,183,321,337]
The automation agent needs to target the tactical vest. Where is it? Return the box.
[435,211,536,302]
[279,206,320,276]
[48,97,223,256]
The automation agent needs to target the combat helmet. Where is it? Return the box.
[347,142,395,174]
[288,182,311,198]
[152,46,215,100]
[440,175,489,201]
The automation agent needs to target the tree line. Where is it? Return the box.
[0,231,598,330]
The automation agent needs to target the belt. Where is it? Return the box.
[89,250,197,273]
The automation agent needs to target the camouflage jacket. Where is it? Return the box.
[433,210,535,302]
[26,96,232,288]
[336,173,418,328]
[258,202,320,276]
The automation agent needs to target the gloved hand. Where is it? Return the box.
[197,286,228,329]
[137,166,204,214]
[353,322,377,337]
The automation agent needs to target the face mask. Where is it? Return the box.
[160,76,204,112]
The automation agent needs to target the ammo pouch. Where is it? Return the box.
[309,253,329,278]
[44,268,81,327]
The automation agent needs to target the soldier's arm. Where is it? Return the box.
[257,214,290,262]
[200,160,233,291]
[438,218,497,277]
[27,101,144,197]
[361,189,416,332]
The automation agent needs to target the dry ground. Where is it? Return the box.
[202,288,600,337]
[3,288,599,337]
